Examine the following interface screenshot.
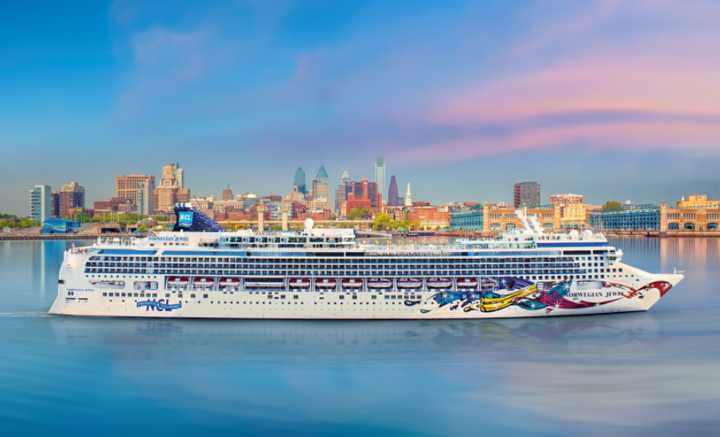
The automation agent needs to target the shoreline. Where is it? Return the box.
[2,230,719,241]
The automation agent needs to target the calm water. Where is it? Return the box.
[1,238,719,436]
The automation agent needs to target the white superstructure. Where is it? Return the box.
[50,209,683,319]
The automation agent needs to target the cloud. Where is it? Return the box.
[390,2,720,164]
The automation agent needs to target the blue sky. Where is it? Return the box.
[1,0,719,215]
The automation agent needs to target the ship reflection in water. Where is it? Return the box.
[1,238,719,436]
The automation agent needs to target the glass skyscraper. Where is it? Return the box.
[28,185,52,223]
[293,167,307,194]
[374,157,385,203]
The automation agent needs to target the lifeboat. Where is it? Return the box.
[397,278,423,289]
[219,277,240,290]
[427,278,453,289]
[289,278,311,289]
[167,276,189,285]
[315,278,337,289]
[456,278,478,289]
[367,278,393,289]
[192,276,215,289]
[245,278,285,289]
[342,278,364,289]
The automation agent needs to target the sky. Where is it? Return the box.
[1,0,719,215]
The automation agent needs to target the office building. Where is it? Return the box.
[335,170,351,212]
[309,165,330,211]
[293,167,307,194]
[56,181,86,218]
[387,175,400,207]
[155,163,190,213]
[374,157,385,202]
[116,175,155,215]
[222,185,234,201]
[514,181,541,208]
[28,185,52,223]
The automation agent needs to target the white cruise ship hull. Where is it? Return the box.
[50,259,682,320]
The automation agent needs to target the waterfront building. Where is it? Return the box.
[41,218,81,234]
[374,157,385,202]
[549,193,590,230]
[293,167,307,195]
[155,163,190,213]
[387,175,400,207]
[404,183,413,207]
[56,181,86,218]
[93,197,135,214]
[407,205,450,230]
[486,203,556,232]
[450,206,484,231]
[514,182,540,209]
[28,185,52,223]
[590,200,720,232]
[677,194,719,210]
[549,193,584,207]
[590,205,661,231]
[222,185,234,201]
[116,175,155,215]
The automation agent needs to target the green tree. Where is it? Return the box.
[18,217,37,228]
[348,208,372,220]
[74,211,92,223]
[372,213,395,231]
[602,201,624,212]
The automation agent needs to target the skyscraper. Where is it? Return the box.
[155,163,190,213]
[175,162,185,188]
[28,185,52,223]
[222,185,234,201]
[293,167,307,194]
[116,174,155,215]
[404,183,413,207]
[514,181,541,209]
[387,175,400,206]
[310,165,330,210]
[374,157,385,203]
[57,181,86,217]
[335,170,351,212]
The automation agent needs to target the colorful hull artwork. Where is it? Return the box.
[410,278,674,315]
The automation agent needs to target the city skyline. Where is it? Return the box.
[9,155,720,218]
[2,1,720,214]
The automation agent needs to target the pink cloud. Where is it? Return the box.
[431,50,720,125]
[395,118,720,164]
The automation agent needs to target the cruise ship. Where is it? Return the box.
[49,206,683,319]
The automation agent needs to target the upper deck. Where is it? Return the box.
[93,223,613,257]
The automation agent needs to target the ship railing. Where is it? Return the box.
[96,236,136,246]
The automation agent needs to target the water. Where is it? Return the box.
[1,238,719,436]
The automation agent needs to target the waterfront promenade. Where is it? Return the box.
[3,227,718,241]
